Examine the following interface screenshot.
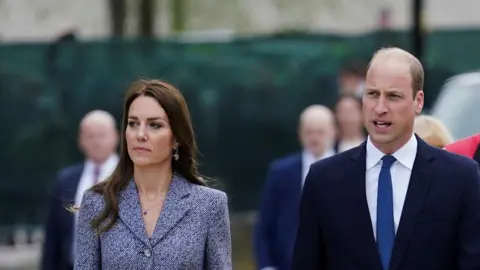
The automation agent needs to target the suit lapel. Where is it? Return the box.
[150,174,192,246]
[118,179,150,246]
[390,138,435,270]
[64,164,84,203]
[293,154,302,196]
[348,143,384,270]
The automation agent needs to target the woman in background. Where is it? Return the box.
[414,114,453,148]
[333,94,365,153]
[74,79,231,269]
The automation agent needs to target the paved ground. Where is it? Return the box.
[0,244,39,270]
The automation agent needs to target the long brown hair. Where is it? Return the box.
[90,79,205,234]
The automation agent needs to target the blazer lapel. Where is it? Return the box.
[118,179,150,246]
[150,174,192,246]
[390,137,435,270]
[348,143,383,270]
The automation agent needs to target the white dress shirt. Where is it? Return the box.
[366,134,417,239]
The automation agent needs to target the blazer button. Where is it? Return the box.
[144,249,151,257]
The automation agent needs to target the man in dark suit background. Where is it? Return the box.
[41,110,119,270]
[254,105,336,270]
[292,47,480,270]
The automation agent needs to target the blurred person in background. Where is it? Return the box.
[333,94,365,152]
[254,105,335,270]
[74,80,231,269]
[445,133,480,164]
[338,60,366,98]
[41,110,119,270]
[413,115,453,148]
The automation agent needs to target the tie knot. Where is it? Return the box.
[381,155,396,169]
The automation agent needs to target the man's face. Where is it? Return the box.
[79,122,118,164]
[362,60,423,152]
[299,119,334,157]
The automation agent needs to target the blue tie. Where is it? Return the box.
[377,155,396,270]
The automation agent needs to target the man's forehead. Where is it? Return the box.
[301,118,332,129]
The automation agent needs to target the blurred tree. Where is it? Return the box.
[172,0,186,33]
[139,0,155,37]
[109,0,126,36]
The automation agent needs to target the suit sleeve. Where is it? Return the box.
[74,191,101,270]
[291,164,326,270]
[40,177,62,270]
[253,164,279,268]
[457,160,480,270]
[205,191,232,270]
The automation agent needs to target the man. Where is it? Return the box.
[292,47,480,270]
[445,133,480,164]
[41,110,119,270]
[254,105,336,270]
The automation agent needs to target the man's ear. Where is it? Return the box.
[414,90,424,115]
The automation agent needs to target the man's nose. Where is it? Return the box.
[374,98,388,115]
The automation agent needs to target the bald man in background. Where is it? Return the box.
[254,105,336,270]
[41,110,119,270]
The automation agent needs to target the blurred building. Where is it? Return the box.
[0,0,479,42]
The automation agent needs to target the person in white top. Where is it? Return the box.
[293,47,480,270]
[41,110,119,270]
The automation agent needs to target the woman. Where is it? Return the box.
[414,114,453,148]
[333,94,365,153]
[74,79,232,269]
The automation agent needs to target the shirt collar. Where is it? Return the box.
[85,154,119,171]
[366,133,417,170]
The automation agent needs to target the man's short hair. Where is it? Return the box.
[368,47,424,94]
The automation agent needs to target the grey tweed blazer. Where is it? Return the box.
[74,175,232,270]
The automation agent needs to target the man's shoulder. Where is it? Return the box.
[268,152,302,172]
[55,162,84,187]
[432,145,478,171]
[310,146,357,172]
[57,163,84,178]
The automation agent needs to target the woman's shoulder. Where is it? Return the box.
[190,184,228,210]
[191,184,227,200]
[80,189,105,212]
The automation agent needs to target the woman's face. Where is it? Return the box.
[336,98,362,133]
[125,95,177,167]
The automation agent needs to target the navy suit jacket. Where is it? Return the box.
[41,163,83,270]
[292,137,480,270]
[254,153,303,270]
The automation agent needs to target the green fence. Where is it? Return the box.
[1,30,480,225]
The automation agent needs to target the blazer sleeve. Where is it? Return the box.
[253,164,279,268]
[291,164,326,269]
[74,191,101,270]
[40,177,63,270]
[205,191,232,270]
[457,160,480,270]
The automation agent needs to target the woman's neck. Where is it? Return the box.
[341,129,365,141]
[134,164,172,199]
